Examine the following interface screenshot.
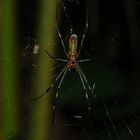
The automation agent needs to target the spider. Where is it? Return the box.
[31,1,95,109]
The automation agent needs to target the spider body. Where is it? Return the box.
[68,34,78,71]
[68,60,77,70]
[68,34,78,59]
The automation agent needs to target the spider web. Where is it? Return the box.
[0,0,140,140]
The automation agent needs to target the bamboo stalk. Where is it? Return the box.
[1,0,20,139]
[28,0,57,140]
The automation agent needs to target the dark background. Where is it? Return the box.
[17,0,140,139]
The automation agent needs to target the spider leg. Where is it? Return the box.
[57,0,73,31]
[78,65,96,94]
[77,64,91,90]
[19,36,31,55]
[91,83,96,94]
[56,25,68,57]
[77,64,96,110]
[30,91,46,101]
[55,66,69,98]
[77,8,88,57]
[46,64,68,93]
[77,68,88,100]
[76,59,92,62]
[52,66,69,124]
[46,65,68,108]
[78,70,91,111]
[31,64,68,101]
[50,62,65,71]
[52,105,56,126]
[45,50,68,62]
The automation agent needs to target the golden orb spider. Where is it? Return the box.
[31,1,95,110]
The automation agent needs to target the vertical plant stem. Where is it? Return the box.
[28,0,57,140]
[1,0,20,139]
